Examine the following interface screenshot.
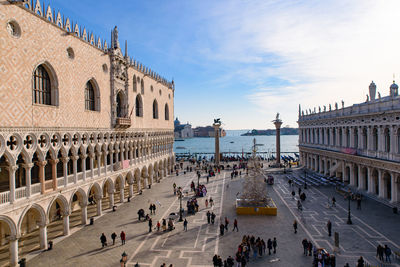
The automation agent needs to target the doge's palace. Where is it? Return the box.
[298,81,400,208]
[0,1,175,265]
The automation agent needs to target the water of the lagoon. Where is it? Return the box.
[173,130,299,156]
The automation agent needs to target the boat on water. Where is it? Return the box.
[175,139,185,141]
[230,141,234,143]
[176,146,186,149]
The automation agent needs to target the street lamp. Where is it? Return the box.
[120,251,128,267]
[304,169,307,189]
[178,189,183,222]
[347,191,352,225]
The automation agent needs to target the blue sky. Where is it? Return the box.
[48,0,400,129]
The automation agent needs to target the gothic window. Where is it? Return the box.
[141,79,144,95]
[133,75,137,92]
[153,99,158,119]
[116,92,123,117]
[135,94,143,117]
[165,104,169,120]
[33,64,52,105]
[85,81,95,111]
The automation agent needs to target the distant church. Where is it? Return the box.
[174,118,194,138]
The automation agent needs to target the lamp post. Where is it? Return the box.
[304,169,307,189]
[178,188,183,222]
[120,251,128,267]
[347,191,352,225]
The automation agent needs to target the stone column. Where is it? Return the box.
[119,184,124,203]
[22,163,33,198]
[390,172,397,203]
[6,165,16,203]
[318,157,322,174]
[390,126,396,154]
[39,224,48,249]
[72,156,78,183]
[378,169,384,198]
[81,203,88,225]
[128,183,134,198]
[378,128,384,152]
[89,153,94,179]
[367,167,373,193]
[103,152,108,175]
[63,213,70,236]
[357,165,363,190]
[367,127,372,150]
[109,191,114,208]
[349,127,354,148]
[273,119,283,166]
[9,236,18,267]
[49,159,59,190]
[37,161,47,194]
[96,152,102,177]
[349,164,355,186]
[110,150,114,171]
[80,155,87,181]
[62,157,69,187]
[358,127,363,150]
[129,148,133,165]
[213,123,221,165]
[95,195,102,216]
[115,149,120,166]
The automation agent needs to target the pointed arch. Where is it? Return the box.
[85,79,100,111]
[32,62,58,106]
[153,99,159,119]
[164,103,169,120]
[136,94,143,117]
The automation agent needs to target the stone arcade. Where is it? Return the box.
[0,1,175,265]
[298,81,400,205]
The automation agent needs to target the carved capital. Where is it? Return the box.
[21,163,34,169]
[49,159,59,165]
[61,157,69,164]
[80,154,87,160]
[36,161,47,168]
[6,165,18,172]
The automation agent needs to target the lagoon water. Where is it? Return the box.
[173,130,298,155]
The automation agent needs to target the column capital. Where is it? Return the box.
[49,159,59,165]
[61,157,69,163]
[89,153,96,159]
[6,165,18,172]
[21,163,34,169]
[71,155,79,161]
[80,154,87,160]
[36,160,47,167]
[8,235,18,241]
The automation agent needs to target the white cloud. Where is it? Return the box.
[198,0,400,128]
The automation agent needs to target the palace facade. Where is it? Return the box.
[0,1,175,265]
[298,81,400,207]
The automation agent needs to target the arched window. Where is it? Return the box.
[164,104,169,120]
[135,94,143,117]
[116,92,123,117]
[141,80,144,95]
[85,81,95,111]
[33,64,52,105]
[133,75,137,92]
[153,99,158,119]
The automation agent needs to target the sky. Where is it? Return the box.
[46,0,400,129]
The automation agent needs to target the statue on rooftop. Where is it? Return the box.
[318,106,321,113]
[366,94,369,102]
[329,104,331,111]
[378,92,381,99]
[323,105,326,112]
[335,102,338,110]
[341,100,344,108]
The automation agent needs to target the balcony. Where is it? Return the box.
[115,117,131,128]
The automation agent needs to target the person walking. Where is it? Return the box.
[327,220,332,237]
[149,204,153,215]
[162,218,167,232]
[157,221,161,231]
[384,245,391,263]
[302,239,308,255]
[205,199,209,208]
[183,219,188,231]
[224,217,229,231]
[332,197,336,207]
[210,197,214,207]
[357,256,365,267]
[233,219,238,232]
[152,204,157,215]
[272,237,277,254]
[267,238,272,255]
[357,195,361,210]
[120,231,126,245]
[111,232,117,245]
[100,233,107,248]
[291,190,295,199]
[293,220,298,234]
[149,218,153,233]
[207,211,211,224]
[377,244,384,261]
[219,223,225,236]
[211,212,216,224]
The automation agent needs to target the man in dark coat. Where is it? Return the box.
[100,233,107,248]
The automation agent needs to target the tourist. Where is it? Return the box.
[233,219,238,232]
[357,256,365,267]
[183,219,188,231]
[307,240,312,256]
[291,190,295,199]
[211,212,216,224]
[226,256,234,267]
[149,218,153,232]
[377,244,384,261]
[302,239,308,255]
[225,217,229,230]
[293,220,298,234]
[357,195,362,210]
[213,254,218,267]
[267,238,272,255]
[220,223,225,236]
[152,204,157,214]
[207,211,211,224]
[100,233,107,248]
[332,197,336,207]
[272,237,277,254]
[261,239,266,255]
[327,220,332,237]
[241,256,247,267]
[210,197,214,207]
[162,218,167,232]
[298,187,302,196]
[120,231,126,245]
[157,221,161,231]
[384,245,391,263]
[149,203,154,215]
[111,232,117,245]
[205,199,209,208]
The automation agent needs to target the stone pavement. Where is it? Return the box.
[27,165,400,267]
